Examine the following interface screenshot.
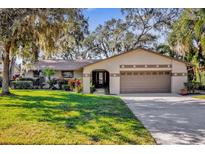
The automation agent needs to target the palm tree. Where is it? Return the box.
[42,68,55,89]
[169,8,205,83]
[156,44,176,58]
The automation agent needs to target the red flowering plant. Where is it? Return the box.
[13,74,20,81]
[67,78,83,92]
[68,79,75,91]
[75,79,83,93]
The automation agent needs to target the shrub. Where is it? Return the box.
[42,68,55,89]
[11,81,33,89]
[67,78,83,92]
[62,84,69,91]
[184,82,200,94]
[42,68,55,80]
[13,74,20,80]
[198,84,205,90]
[57,79,68,90]
[68,79,75,91]
[0,77,2,87]
[48,78,58,89]
[19,77,35,82]
[90,83,95,93]
[33,77,46,89]
[75,79,83,93]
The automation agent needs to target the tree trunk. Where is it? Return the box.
[2,41,11,95]
[9,56,16,80]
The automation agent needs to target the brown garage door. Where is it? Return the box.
[120,71,171,93]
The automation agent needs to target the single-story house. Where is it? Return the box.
[26,48,190,94]
[25,59,98,79]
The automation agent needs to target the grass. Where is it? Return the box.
[0,90,155,145]
[192,95,205,99]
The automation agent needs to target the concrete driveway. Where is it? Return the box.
[120,93,205,144]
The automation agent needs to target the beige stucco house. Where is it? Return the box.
[26,48,190,94]
[83,48,189,94]
[25,59,97,79]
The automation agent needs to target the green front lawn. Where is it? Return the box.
[0,90,155,144]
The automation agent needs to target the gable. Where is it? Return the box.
[84,48,177,70]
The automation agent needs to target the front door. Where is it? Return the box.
[92,71,109,88]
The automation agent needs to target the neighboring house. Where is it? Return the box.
[25,59,98,79]
[26,48,190,94]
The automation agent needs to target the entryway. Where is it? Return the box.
[92,70,109,94]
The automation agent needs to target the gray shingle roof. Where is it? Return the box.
[30,59,98,71]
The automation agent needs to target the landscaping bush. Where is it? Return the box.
[11,81,33,89]
[90,83,95,93]
[68,79,75,91]
[48,78,58,89]
[74,79,83,93]
[198,84,205,90]
[62,84,69,91]
[0,77,2,87]
[67,78,83,92]
[19,77,35,82]
[42,67,55,89]
[57,79,68,90]
[33,77,46,89]
[184,82,200,94]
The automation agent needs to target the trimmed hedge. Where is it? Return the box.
[11,81,33,89]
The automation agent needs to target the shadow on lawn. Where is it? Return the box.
[0,93,150,144]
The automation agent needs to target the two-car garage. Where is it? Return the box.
[120,71,171,93]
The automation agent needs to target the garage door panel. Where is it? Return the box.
[120,71,171,93]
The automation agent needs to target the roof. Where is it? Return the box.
[84,47,193,67]
[29,59,98,71]
[28,48,193,71]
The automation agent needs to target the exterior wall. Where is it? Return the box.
[74,69,83,78]
[83,75,91,93]
[171,60,188,93]
[83,49,188,94]
[25,69,83,79]
[26,71,34,78]
[110,76,120,94]
[53,71,62,78]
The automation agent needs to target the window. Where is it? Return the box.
[33,70,41,78]
[98,72,103,84]
[62,71,74,78]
